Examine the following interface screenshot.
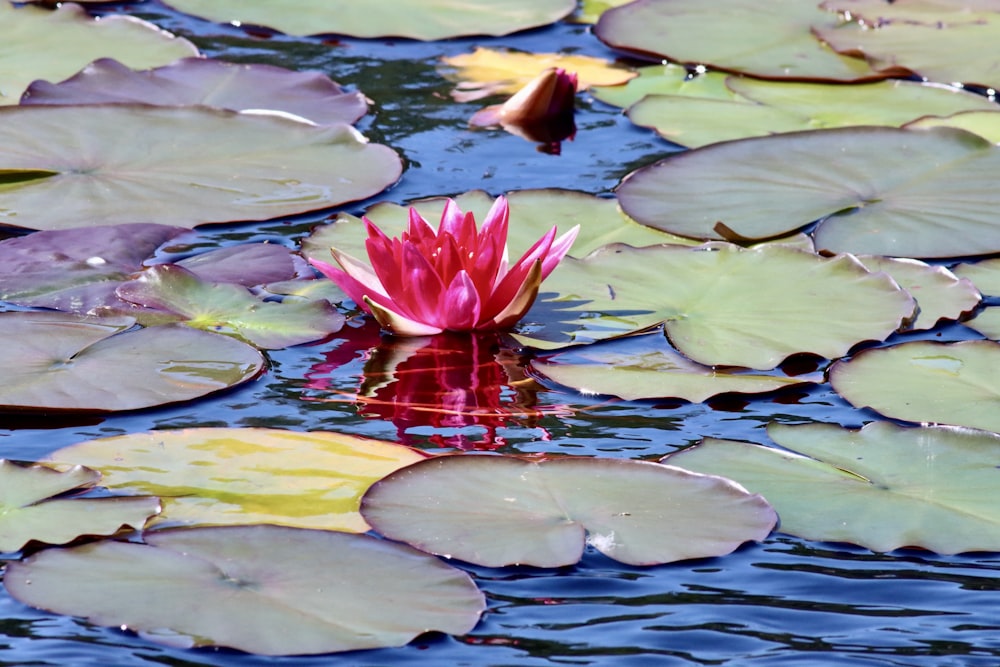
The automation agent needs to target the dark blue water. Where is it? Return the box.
[3,3,1000,665]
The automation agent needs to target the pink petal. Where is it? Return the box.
[539,224,580,279]
[476,195,509,248]
[488,259,543,330]
[485,226,557,319]
[438,199,476,244]
[441,270,482,331]
[399,242,447,325]
[309,253,382,315]
[364,296,444,336]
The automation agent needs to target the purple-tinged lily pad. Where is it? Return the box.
[829,340,1000,433]
[162,0,576,40]
[48,428,427,531]
[361,455,776,567]
[22,58,369,126]
[0,223,187,312]
[593,0,882,81]
[116,264,344,349]
[174,243,308,287]
[531,333,821,402]
[617,126,1000,258]
[0,105,402,230]
[516,243,914,369]
[0,2,198,105]
[3,525,485,655]
[0,459,160,553]
[0,311,264,413]
[667,421,1000,554]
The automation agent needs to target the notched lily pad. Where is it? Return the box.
[829,340,1000,433]
[0,311,264,413]
[3,525,485,655]
[22,57,369,126]
[47,428,427,531]
[0,459,160,553]
[667,421,1000,553]
[361,455,776,567]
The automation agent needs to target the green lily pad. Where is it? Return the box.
[953,258,1000,296]
[516,243,914,369]
[361,455,776,567]
[906,111,1000,144]
[531,333,821,402]
[829,340,1000,433]
[3,525,485,655]
[301,189,693,274]
[0,311,264,413]
[617,126,1000,258]
[856,255,980,330]
[0,104,402,230]
[961,307,1000,341]
[0,459,160,553]
[116,264,344,349]
[591,64,734,110]
[625,77,996,148]
[0,2,198,105]
[818,1,1000,89]
[666,421,1000,553]
[47,428,427,531]
[593,0,879,81]
[22,57,369,126]
[162,0,576,40]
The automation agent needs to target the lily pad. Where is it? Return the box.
[0,104,402,230]
[116,264,344,349]
[22,57,369,126]
[174,243,309,287]
[516,243,914,369]
[440,48,635,102]
[591,64,734,110]
[593,0,880,81]
[531,333,821,402]
[818,0,1000,89]
[0,459,160,553]
[3,525,485,655]
[47,428,427,531]
[361,455,776,567]
[829,340,1000,432]
[906,111,1000,144]
[856,256,980,330]
[666,421,1000,553]
[0,311,264,413]
[162,0,576,40]
[616,126,1000,258]
[0,2,198,105]
[961,308,1000,341]
[953,258,1000,296]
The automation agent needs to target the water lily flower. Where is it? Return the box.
[310,196,579,336]
[470,68,578,153]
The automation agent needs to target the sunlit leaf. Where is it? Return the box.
[516,243,914,369]
[0,105,402,230]
[906,111,1000,144]
[0,459,160,553]
[162,0,576,40]
[0,311,264,412]
[829,340,1000,432]
[953,257,1000,296]
[531,332,820,402]
[0,2,197,105]
[47,428,427,531]
[362,455,776,567]
[667,421,1000,553]
[4,525,484,655]
[617,126,1000,257]
[22,57,369,126]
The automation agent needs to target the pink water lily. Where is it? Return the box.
[310,196,578,336]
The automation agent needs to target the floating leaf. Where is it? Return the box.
[116,264,344,349]
[829,340,1000,432]
[531,333,820,402]
[0,2,197,105]
[516,243,914,369]
[591,64,734,110]
[362,455,776,567]
[953,258,1000,296]
[961,308,1000,341]
[4,525,484,655]
[593,0,881,81]
[906,111,1000,144]
[22,58,368,126]
[617,126,1000,258]
[667,422,1000,553]
[48,428,427,531]
[0,311,264,412]
[574,0,638,24]
[440,48,635,102]
[162,0,576,40]
[856,256,980,330]
[0,460,160,553]
[174,243,308,287]
[0,105,402,230]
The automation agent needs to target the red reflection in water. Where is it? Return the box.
[305,329,570,450]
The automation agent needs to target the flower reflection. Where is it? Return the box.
[305,329,570,450]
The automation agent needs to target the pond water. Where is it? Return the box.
[3,3,1000,666]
